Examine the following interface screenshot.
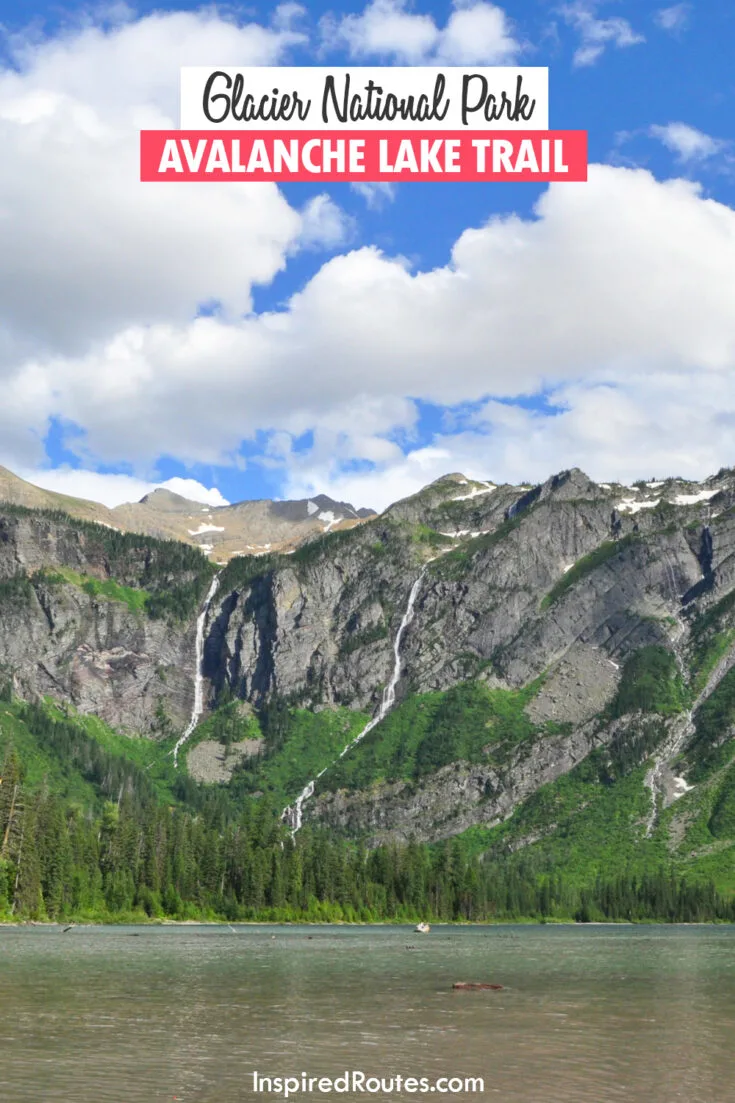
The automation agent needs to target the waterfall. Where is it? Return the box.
[173,573,221,768]
[643,707,694,838]
[283,568,426,833]
[643,634,735,836]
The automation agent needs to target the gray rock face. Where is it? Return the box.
[206,468,725,715]
[5,464,735,841]
[524,643,619,728]
[194,467,735,839]
[187,738,263,784]
[206,524,426,711]
[0,513,195,733]
[0,581,194,733]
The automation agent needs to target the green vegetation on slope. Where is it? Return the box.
[37,567,149,615]
[338,623,389,657]
[178,696,371,809]
[607,646,687,718]
[0,696,176,810]
[231,702,370,806]
[709,762,735,840]
[686,666,735,780]
[1,706,732,925]
[686,589,735,695]
[451,698,735,903]
[0,504,214,620]
[318,681,549,795]
[0,698,98,809]
[1,683,734,924]
[0,565,206,623]
[455,724,669,882]
[217,552,287,594]
[428,512,527,582]
[0,575,34,607]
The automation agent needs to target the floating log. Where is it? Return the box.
[452,982,504,991]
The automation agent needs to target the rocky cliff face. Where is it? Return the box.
[206,467,731,713]
[198,466,735,839]
[4,465,735,846]
[0,580,194,734]
[0,510,200,733]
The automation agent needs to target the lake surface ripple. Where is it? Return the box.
[1,924,733,1102]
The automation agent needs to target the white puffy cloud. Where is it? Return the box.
[2,8,735,509]
[322,0,520,65]
[4,6,307,123]
[649,123,724,163]
[298,194,356,249]
[559,2,644,67]
[435,1,521,64]
[283,444,463,511]
[150,477,229,506]
[324,0,437,62]
[468,372,735,486]
[18,467,229,507]
[0,6,327,365]
[8,163,734,496]
[280,370,735,511]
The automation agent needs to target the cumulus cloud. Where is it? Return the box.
[283,444,466,512]
[2,9,735,510]
[468,373,735,487]
[0,6,340,367]
[322,0,521,65]
[18,467,229,507]
[7,164,735,493]
[559,2,644,67]
[298,194,356,249]
[280,370,735,511]
[649,123,725,163]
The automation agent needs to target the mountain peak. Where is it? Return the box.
[136,488,205,511]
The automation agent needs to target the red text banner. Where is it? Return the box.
[140,130,587,182]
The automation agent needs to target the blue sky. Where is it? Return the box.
[0,0,734,510]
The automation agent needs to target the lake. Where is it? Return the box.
[1,924,734,1102]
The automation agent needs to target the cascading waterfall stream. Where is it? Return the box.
[283,568,427,833]
[643,632,735,837]
[643,707,695,838]
[173,573,221,768]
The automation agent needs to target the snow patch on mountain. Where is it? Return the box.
[616,498,660,514]
[188,524,226,536]
[674,490,718,505]
[451,482,496,502]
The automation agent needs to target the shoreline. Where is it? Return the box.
[2,918,732,928]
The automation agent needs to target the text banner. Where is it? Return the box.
[140,130,587,182]
[180,67,549,131]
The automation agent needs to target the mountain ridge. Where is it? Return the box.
[2,461,735,903]
[0,465,377,562]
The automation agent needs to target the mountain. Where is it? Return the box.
[0,466,376,561]
[0,465,121,526]
[111,488,375,560]
[2,464,735,919]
